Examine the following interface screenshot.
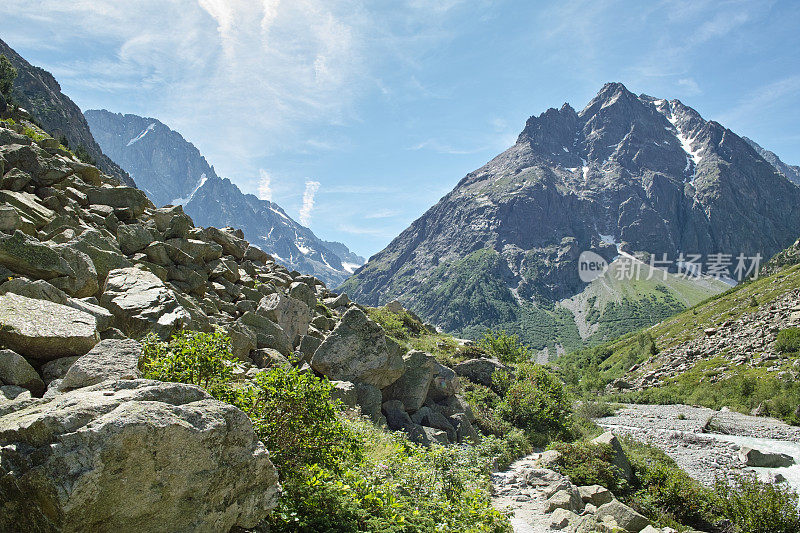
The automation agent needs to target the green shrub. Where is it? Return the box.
[368,307,409,339]
[216,366,362,476]
[715,472,800,533]
[478,329,531,364]
[268,419,510,533]
[574,400,616,420]
[549,441,625,492]
[496,363,571,444]
[74,144,96,165]
[629,451,717,530]
[775,327,800,354]
[140,329,236,388]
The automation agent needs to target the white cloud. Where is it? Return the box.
[677,78,701,95]
[299,180,321,226]
[364,209,400,219]
[257,169,273,202]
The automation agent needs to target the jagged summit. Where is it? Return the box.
[343,83,800,354]
[85,109,364,286]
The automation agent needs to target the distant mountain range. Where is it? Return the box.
[85,110,363,286]
[0,38,134,187]
[342,82,800,356]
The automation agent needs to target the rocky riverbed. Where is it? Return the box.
[597,404,800,487]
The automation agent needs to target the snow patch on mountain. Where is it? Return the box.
[127,123,155,146]
[171,173,207,205]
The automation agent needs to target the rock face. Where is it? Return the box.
[0,349,44,396]
[311,308,405,388]
[0,38,134,186]
[60,338,143,390]
[100,267,189,338]
[84,110,364,286]
[0,379,279,533]
[343,82,800,354]
[0,293,99,361]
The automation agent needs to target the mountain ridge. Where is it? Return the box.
[0,38,134,187]
[85,109,364,286]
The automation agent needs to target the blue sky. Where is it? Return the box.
[2,0,799,259]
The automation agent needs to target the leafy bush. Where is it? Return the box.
[624,437,717,530]
[715,472,800,533]
[141,329,236,388]
[775,327,800,354]
[574,400,616,420]
[479,329,531,364]
[549,441,625,493]
[268,419,511,533]
[216,366,362,476]
[496,363,571,444]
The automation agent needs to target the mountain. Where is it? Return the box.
[342,82,800,355]
[557,237,800,420]
[742,136,800,186]
[0,38,134,187]
[84,110,364,286]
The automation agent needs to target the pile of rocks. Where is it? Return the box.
[622,289,800,391]
[491,433,697,532]
[0,120,475,529]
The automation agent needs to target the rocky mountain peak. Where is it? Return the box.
[344,82,800,354]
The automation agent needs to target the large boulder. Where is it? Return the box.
[257,292,311,347]
[0,293,99,362]
[382,350,436,411]
[238,311,293,356]
[0,143,73,185]
[426,361,461,402]
[739,447,796,468]
[453,357,509,387]
[0,379,279,532]
[100,267,189,339]
[116,223,154,255]
[60,339,143,391]
[85,186,152,217]
[0,349,45,396]
[595,499,650,532]
[592,431,633,482]
[0,278,112,331]
[311,308,405,388]
[50,244,100,298]
[0,230,73,279]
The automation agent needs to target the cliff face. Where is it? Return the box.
[0,38,134,187]
[343,83,800,353]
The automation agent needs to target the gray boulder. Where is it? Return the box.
[382,350,436,411]
[311,308,404,388]
[453,357,509,387]
[100,267,189,339]
[0,229,73,279]
[41,356,80,384]
[85,185,152,217]
[596,499,650,532]
[0,379,279,532]
[257,292,312,347]
[116,222,154,255]
[60,339,143,391]
[739,446,796,468]
[238,311,293,356]
[592,431,633,482]
[0,293,99,361]
[426,361,461,402]
[289,281,317,311]
[578,485,614,507]
[0,349,45,396]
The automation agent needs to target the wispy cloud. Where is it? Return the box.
[717,75,800,125]
[364,209,400,219]
[257,169,272,202]
[299,180,321,226]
